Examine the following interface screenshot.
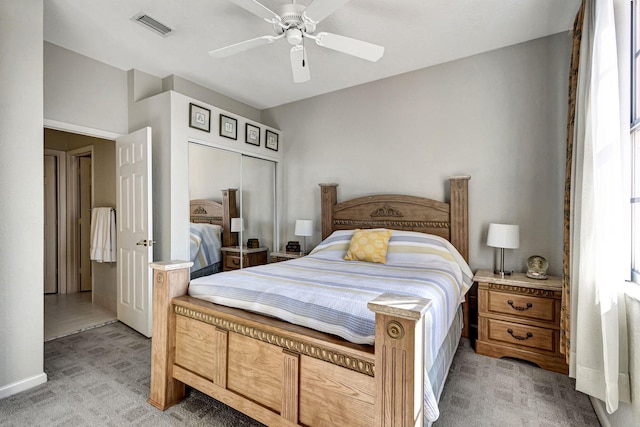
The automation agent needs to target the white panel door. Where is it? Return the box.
[116,127,153,337]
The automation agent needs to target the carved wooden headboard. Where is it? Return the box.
[319,176,471,338]
[319,176,470,262]
[190,188,238,247]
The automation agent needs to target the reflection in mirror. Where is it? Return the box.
[188,143,276,275]
[188,143,241,278]
[189,143,241,198]
[240,155,276,254]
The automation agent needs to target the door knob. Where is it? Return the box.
[136,239,156,247]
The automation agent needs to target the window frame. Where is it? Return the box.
[631,0,640,283]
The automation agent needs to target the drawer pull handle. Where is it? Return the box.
[507,328,533,341]
[507,300,533,311]
[231,259,240,265]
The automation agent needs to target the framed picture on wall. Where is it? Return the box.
[189,103,211,132]
[219,114,237,140]
[266,130,278,151]
[245,123,260,146]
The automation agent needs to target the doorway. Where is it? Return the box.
[44,128,117,341]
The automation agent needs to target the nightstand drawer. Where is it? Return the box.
[485,290,555,322]
[224,255,248,270]
[484,318,555,352]
[270,251,302,263]
[221,246,268,272]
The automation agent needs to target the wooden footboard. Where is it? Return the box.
[149,261,431,427]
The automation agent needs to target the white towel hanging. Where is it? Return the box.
[90,207,116,263]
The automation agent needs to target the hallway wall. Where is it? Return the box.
[0,0,46,399]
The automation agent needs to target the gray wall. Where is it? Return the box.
[163,75,261,122]
[0,0,46,397]
[44,42,128,134]
[263,32,571,276]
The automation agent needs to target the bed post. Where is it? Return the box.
[222,189,238,247]
[319,183,338,240]
[368,293,432,427]
[148,260,193,410]
[449,175,471,339]
[448,175,470,263]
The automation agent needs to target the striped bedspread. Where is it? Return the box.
[189,229,472,422]
[189,223,223,273]
[189,229,471,356]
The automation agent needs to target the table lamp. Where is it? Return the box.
[231,217,244,243]
[294,219,313,254]
[487,223,519,276]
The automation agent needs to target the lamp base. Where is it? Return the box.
[494,269,513,277]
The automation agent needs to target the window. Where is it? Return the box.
[632,1,640,283]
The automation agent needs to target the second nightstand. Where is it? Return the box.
[221,246,268,271]
[474,269,568,374]
[270,251,303,263]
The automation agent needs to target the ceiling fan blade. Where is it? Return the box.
[303,0,351,24]
[290,45,310,83]
[228,0,281,24]
[209,35,282,58]
[313,32,384,62]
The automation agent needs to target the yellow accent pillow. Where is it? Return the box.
[344,229,392,264]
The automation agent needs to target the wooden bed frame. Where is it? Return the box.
[190,189,238,247]
[150,176,470,427]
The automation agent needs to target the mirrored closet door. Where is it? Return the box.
[240,155,276,252]
[188,142,276,274]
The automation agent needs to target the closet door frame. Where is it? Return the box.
[44,149,66,295]
[188,141,281,255]
[66,145,94,295]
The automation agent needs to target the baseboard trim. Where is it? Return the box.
[590,396,612,427]
[0,372,47,400]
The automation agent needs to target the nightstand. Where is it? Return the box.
[270,251,303,263]
[474,269,568,374]
[221,246,268,271]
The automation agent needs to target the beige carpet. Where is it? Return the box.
[434,338,599,426]
[0,322,599,426]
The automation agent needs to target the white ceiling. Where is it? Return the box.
[44,0,581,110]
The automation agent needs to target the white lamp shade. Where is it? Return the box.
[294,219,313,237]
[487,223,519,249]
[231,217,244,232]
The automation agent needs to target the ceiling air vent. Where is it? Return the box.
[131,12,173,37]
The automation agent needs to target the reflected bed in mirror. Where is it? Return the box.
[189,191,237,279]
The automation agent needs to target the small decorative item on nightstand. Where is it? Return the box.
[286,241,301,253]
[526,255,549,279]
[247,238,260,249]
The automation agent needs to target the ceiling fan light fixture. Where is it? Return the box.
[286,28,303,46]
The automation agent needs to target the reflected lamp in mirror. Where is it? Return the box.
[231,217,244,233]
[294,219,313,255]
[487,223,519,277]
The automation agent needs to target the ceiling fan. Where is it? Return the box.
[210,0,385,83]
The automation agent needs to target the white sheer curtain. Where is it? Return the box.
[569,0,630,413]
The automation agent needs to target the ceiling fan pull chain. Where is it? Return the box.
[302,37,306,67]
